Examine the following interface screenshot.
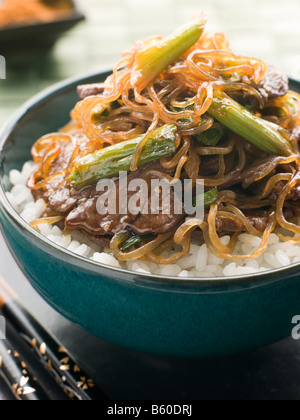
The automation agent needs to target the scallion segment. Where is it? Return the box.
[208,91,293,157]
[193,187,218,209]
[131,15,206,91]
[68,125,177,189]
[120,233,157,252]
[195,125,226,147]
[185,187,218,215]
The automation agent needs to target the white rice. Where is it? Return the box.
[5,161,300,278]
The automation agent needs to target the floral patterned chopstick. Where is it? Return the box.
[0,335,50,400]
[0,276,107,400]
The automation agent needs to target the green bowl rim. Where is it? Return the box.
[0,70,300,290]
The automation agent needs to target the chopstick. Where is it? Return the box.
[5,320,69,400]
[0,375,18,401]
[0,334,50,400]
[0,276,107,400]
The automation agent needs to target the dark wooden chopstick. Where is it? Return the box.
[5,320,69,400]
[0,376,17,401]
[0,276,107,400]
[0,335,50,400]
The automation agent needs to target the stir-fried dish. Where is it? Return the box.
[27,15,300,265]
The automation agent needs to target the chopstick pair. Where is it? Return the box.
[0,276,107,400]
[0,321,68,400]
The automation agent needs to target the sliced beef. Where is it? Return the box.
[220,155,300,203]
[286,185,300,201]
[258,66,289,99]
[31,188,45,202]
[65,195,136,235]
[33,142,77,213]
[215,211,269,234]
[131,212,184,235]
[85,233,111,249]
[49,142,74,175]
[65,165,185,236]
[131,188,185,235]
[77,84,105,100]
[65,169,142,235]
[199,156,220,176]
[228,90,261,110]
[46,187,78,214]
[228,66,289,108]
[220,156,282,189]
[268,180,300,202]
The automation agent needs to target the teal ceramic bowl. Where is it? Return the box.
[0,73,300,358]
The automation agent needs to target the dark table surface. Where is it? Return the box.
[1,229,300,401]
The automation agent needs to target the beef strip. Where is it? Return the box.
[86,233,111,249]
[34,142,78,213]
[66,196,135,235]
[131,187,185,235]
[46,186,78,213]
[50,142,74,174]
[228,66,289,107]
[199,156,220,176]
[191,213,267,244]
[268,180,300,202]
[65,170,141,235]
[65,167,185,236]
[258,66,289,99]
[220,155,300,202]
[77,84,105,100]
[216,211,269,234]
[219,156,281,190]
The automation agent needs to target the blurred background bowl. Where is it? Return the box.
[0,0,85,54]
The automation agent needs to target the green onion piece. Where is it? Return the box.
[91,101,119,123]
[91,105,109,122]
[68,125,177,189]
[120,233,157,252]
[167,103,194,124]
[208,91,293,157]
[195,126,226,146]
[185,187,218,215]
[192,187,218,208]
[131,15,206,91]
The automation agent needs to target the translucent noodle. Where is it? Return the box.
[30,216,64,230]
[144,237,191,265]
[110,231,173,261]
